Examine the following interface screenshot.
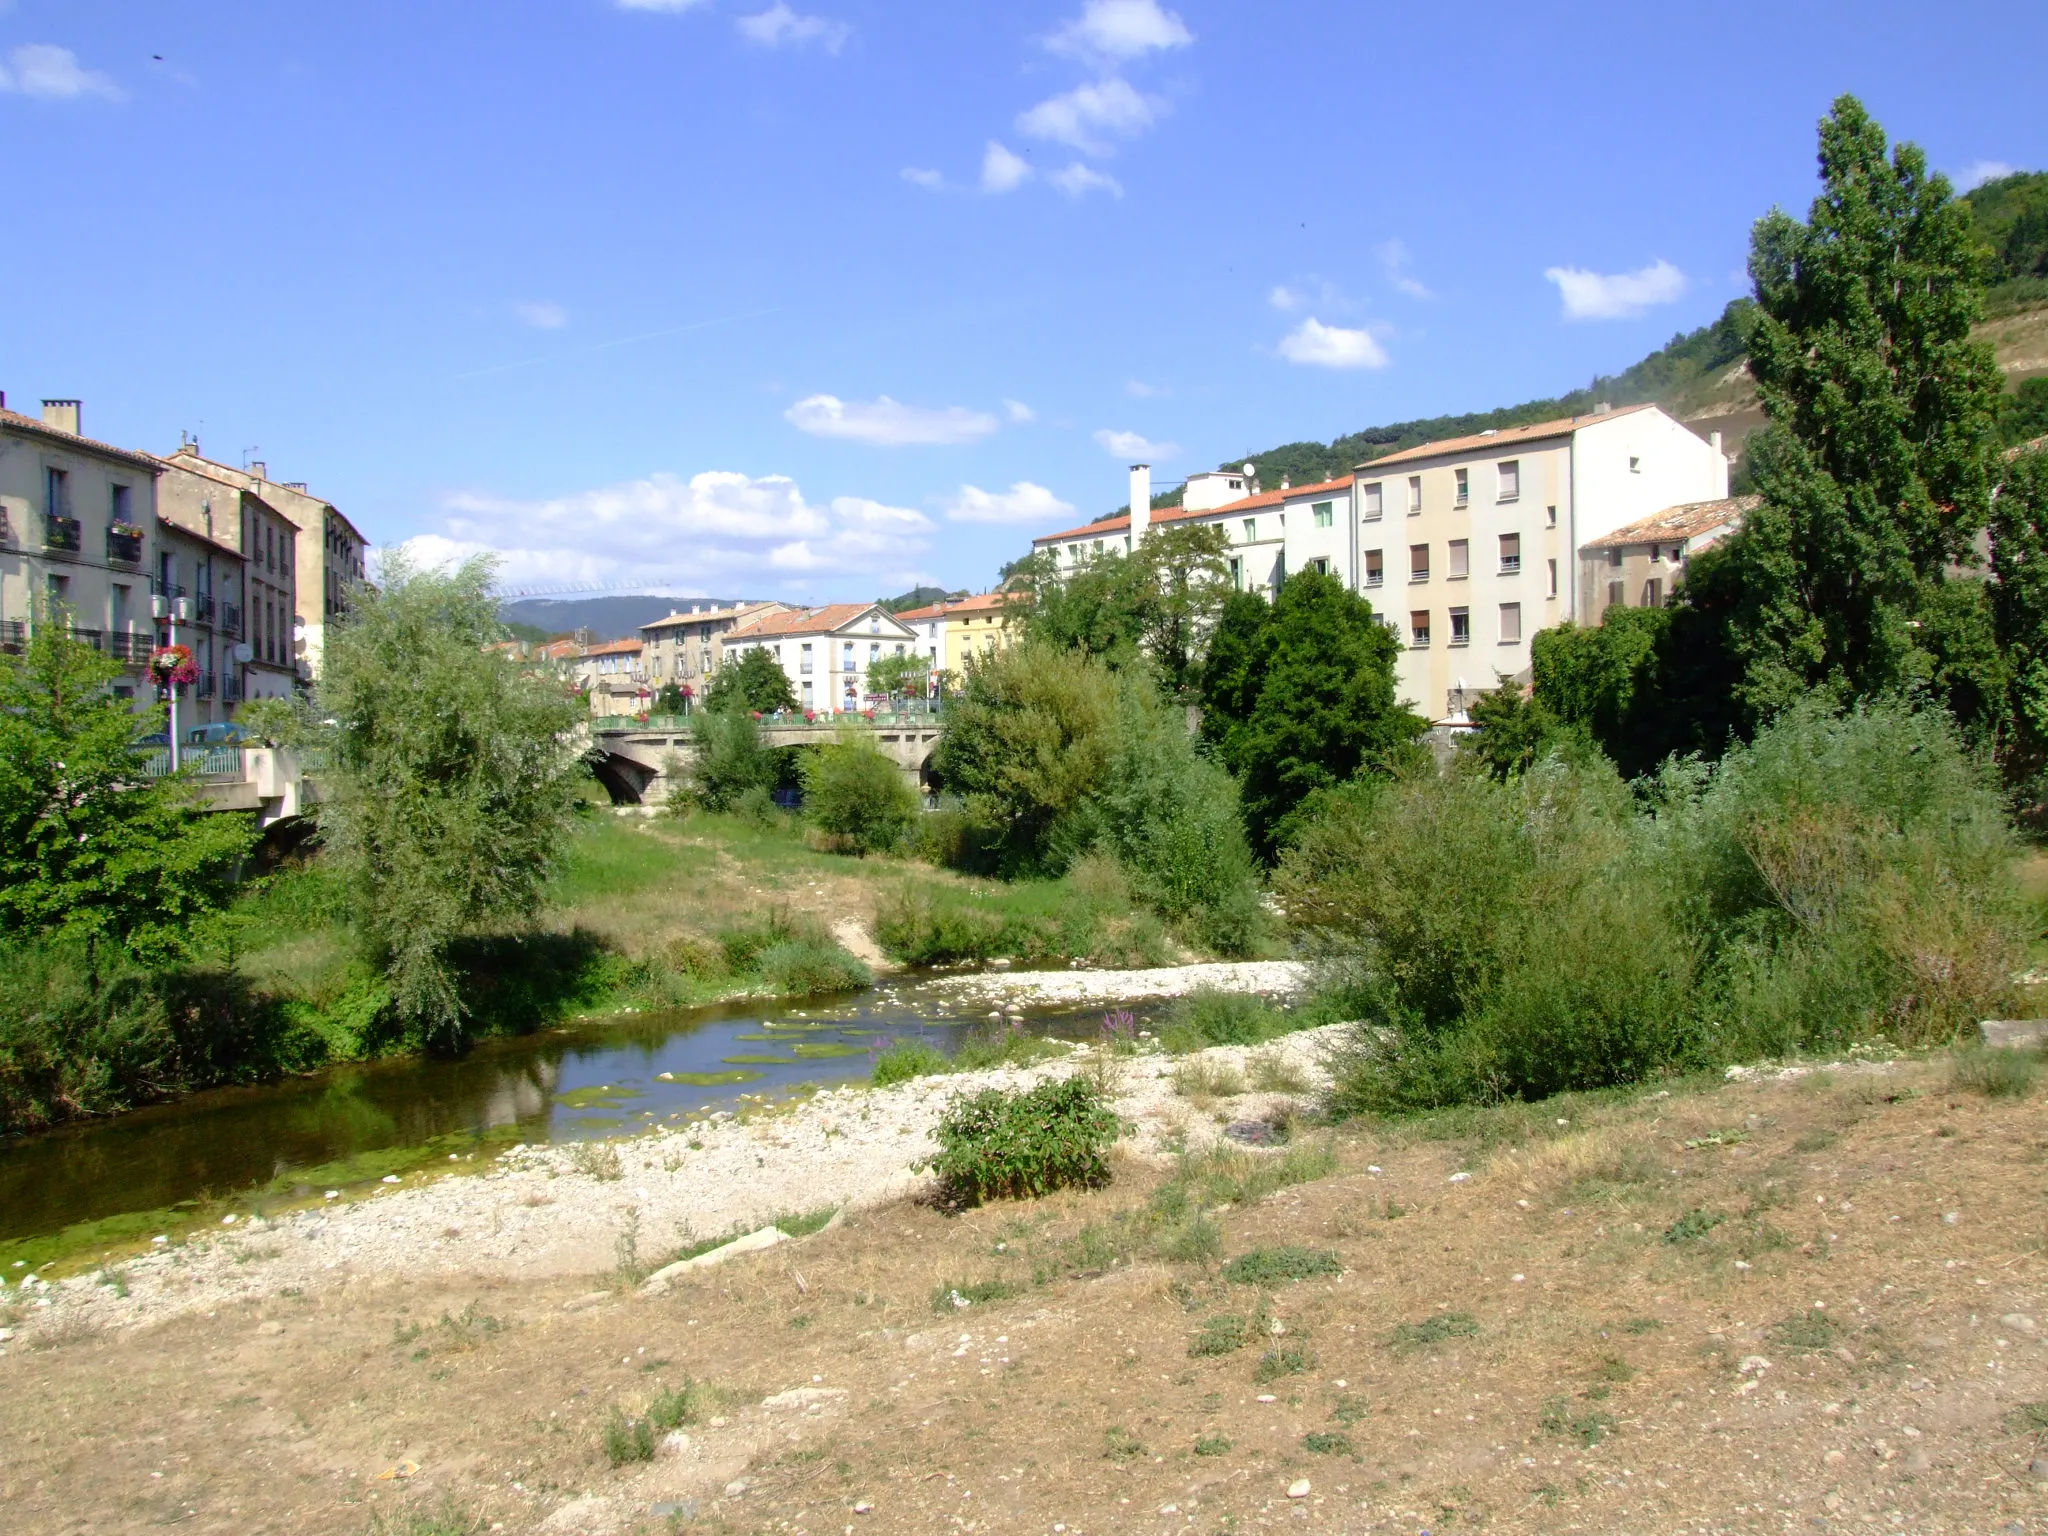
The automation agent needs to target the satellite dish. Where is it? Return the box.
[1242,463,1256,477]
[233,642,254,664]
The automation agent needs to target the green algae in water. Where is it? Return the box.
[555,1084,645,1109]
[659,1070,764,1087]
[721,1054,799,1066]
[732,1033,781,1042]
[788,1042,869,1058]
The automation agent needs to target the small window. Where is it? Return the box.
[1243,517,1257,542]
[1306,556,1330,575]
[1410,610,1432,647]
[1364,549,1383,587]
[1606,579,1624,612]
[1228,557,1242,589]
[45,467,68,517]
[1609,548,1623,568]
[1644,578,1664,609]
[1629,456,1641,474]
[1547,558,1558,598]
[1409,543,1430,581]
[800,642,814,674]
[1499,602,1522,643]
[1312,501,1334,529]
[1547,503,1558,527]
[1650,544,1663,564]
[1448,539,1469,578]
[1362,482,1383,520]
[1499,533,1521,573]
[1408,476,1423,514]
[1497,460,1520,501]
[111,484,131,523]
[1454,467,1469,506]
[1449,607,1470,645]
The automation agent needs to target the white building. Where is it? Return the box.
[1030,404,1730,723]
[723,602,919,715]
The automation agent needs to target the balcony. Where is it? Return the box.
[1364,573,1384,588]
[1499,557,1522,575]
[218,602,243,638]
[0,619,22,653]
[194,670,215,700]
[107,630,152,663]
[43,513,81,555]
[222,671,244,704]
[106,526,145,565]
[68,626,104,651]
[193,594,217,626]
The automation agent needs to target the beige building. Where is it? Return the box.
[156,458,303,706]
[0,397,161,703]
[575,638,647,715]
[160,444,367,678]
[638,600,788,703]
[1576,495,1756,623]
[151,516,247,727]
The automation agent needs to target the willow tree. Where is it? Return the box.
[314,553,587,1045]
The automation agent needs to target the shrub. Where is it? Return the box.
[757,938,870,997]
[602,1409,655,1466]
[1220,1246,1343,1286]
[1949,1047,2039,1098]
[686,709,783,813]
[1253,1341,1314,1382]
[871,1038,946,1087]
[1387,1312,1480,1349]
[803,732,921,854]
[951,1023,1066,1072]
[1189,1313,1253,1356]
[926,1076,1120,1205]
[1159,987,1291,1053]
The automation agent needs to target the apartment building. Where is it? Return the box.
[160,444,367,678]
[893,590,1026,677]
[1576,495,1756,624]
[639,600,788,702]
[156,458,303,706]
[722,603,919,714]
[152,517,247,727]
[0,396,161,701]
[575,639,647,715]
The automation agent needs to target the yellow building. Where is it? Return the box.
[894,590,1026,681]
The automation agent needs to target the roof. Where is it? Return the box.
[579,638,643,658]
[0,407,165,472]
[2006,434,2048,462]
[729,602,915,641]
[894,591,1026,622]
[1580,494,1758,551]
[1351,403,1659,473]
[162,448,366,544]
[536,639,582,661]
[1033,474,1354,546]
[640,600,783,635]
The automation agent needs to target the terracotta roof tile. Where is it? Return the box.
[1033,475,1353,546]
[728,603,911,640]
[0,407,165,472]
[1351,404,1658,473]
[1580,495,1758,551]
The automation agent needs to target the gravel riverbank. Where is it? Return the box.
[0,1022,1342,1347]
[931,958,1309,1007]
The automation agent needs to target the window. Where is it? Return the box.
[1497,460,1520,501]
[800,642,813,674]
[1649,544,1662,564]
[1499,602,1522,643]
[45,467,69,518]
[1547,557,1558,598]
[111,484,131,524]
[1243,517,1257,542]
[1454,467,1469,506]
[1409,543,1430,581]
[1449,607,1470,646]
[802,680,814,707]
[1312,501,1334,529]
[841,640,854,670]
[1628,455,1641,474]
[1364,549,1383,587]
[869,642,881,664]
[1606,579,1624,612]
[1448,539,1469,579]
[1093,538,1103,555]
[1609,548,1623,568]
[1228,556,1242,589]
[895,643,906,657]
[1410,610,1431,647]
[1644,577,1664,608]
[1362,482,1383,520]
[1498,532,1521,573]
[1408,476,1423,514]
[1547,503,1558,527]
[1306,556,1329,575]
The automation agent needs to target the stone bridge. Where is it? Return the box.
[585,713,944,806]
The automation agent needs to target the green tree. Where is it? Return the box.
[312,553,588,1045]
[1462,677,1564,781]
[802,729,920,854]
[1999,378,2048,450]
[1720,94,2003,720]
[681,706,784,812]
[0,621,256,971]
[1991,445,2048,793]
[652,681,689,715]
[702,647,798,714]
[1134,523,1235,700]
[1198,570,1424,860]
[866,651,931,704]
[1012,548,1151,669]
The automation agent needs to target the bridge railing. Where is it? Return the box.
[135,744,246,780]
[592,706,945,734]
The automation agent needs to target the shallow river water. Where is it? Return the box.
[0,976,1158,1251]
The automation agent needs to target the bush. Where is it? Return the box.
[1159,987,1292,1054]
[926,1076,1121,1205]
[685,708,785,813]
[1219,1246,1344,1285]
[871,1037,947,1086]
[1950,1047,2039,1098]
[803,732,921,854]
[757,938,870,997]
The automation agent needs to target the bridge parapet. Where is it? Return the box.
[587,712,945,805]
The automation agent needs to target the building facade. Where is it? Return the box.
[639,600,788,701]
[156,458,302,708]
[892,590,1026,678]
[0,397,161,703]
[575,639,647,715]
[1575,495,1755,624]
[722,603,919,714]
[161,445,367,679]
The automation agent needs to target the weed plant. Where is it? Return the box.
[926,1077,1119,1206]
[1219,1246,1343,1286]
[1253,1341,1314,1383]
[870,1038,947,1086]
[1388,1311,1480,1349]
[1159,988,1295,1054]
[1950,1047,2040,1098]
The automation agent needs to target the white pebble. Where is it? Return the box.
[1287,1479,1312,1498]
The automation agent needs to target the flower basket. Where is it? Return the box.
[148,643,200,686]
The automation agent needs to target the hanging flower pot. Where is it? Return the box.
[148,643,200,686]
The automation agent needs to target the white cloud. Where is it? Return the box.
[1958,159,2020,191]
[1048,161,1123,198]
[1004,399,1036,423]
[513,301,568,330]
[1094,428,1178,460]
[0,44,122,101]
[900,166,945,191]
[785,394,1001,447]
[943,482,1076,526]
[1544,258,1687,321]
[1017,77,1160,155]
[1125,379,1167,398]
[1377,238,1433,299]
[736,3,851,51]
[1047,0,1193,62]
[981,140,1032,194]
[1268,284,1303,311]
[1277,317,1390,370]
[406,469,931,592]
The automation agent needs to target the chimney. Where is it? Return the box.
[1709,431,1729,497]
[1593,401,1612,415]
[249,461,268,482]
[41,399,81,436]
[1129,463,1152,543]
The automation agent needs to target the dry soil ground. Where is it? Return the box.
[6,1052,2048,1536]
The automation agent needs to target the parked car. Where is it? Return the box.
[185,722,253,746]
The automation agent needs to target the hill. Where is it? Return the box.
[1164,175,2048,510]
[498,595,748,642]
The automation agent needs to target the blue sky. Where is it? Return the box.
[2,0,2041,601]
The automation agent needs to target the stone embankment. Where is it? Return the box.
[1,961,1332,1348]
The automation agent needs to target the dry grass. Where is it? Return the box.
[7,1055,2048,1534]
